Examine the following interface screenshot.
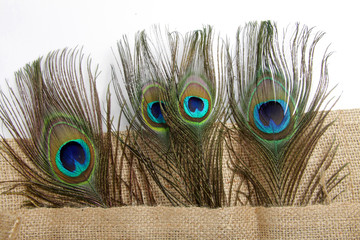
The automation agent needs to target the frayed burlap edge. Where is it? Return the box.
[1,203,359,239]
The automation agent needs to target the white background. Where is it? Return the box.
[0,0,359,111]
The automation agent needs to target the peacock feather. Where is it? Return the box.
[0,49,143,207]
[0,23,347,209]
[113,26,228,207]
[225,21,346,206]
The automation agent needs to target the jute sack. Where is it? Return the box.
[0,109,359,239]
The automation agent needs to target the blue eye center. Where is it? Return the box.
[147,101,166,124]
[184,96,209,119]
[55,139,91,177]
[258,101,284,126]
[254,100,290,134]
[60,141,85,172]
[188,97,204,112]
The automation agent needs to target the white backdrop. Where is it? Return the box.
[1,0,359,112]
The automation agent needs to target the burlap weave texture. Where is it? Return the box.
[0,109,359,239]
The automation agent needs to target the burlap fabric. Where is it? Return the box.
[1,109,359,239]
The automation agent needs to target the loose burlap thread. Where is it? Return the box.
[0,109,359,239]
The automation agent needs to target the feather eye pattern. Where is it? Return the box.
[177,74,213,124]
[0,49,116,207]
[140,82,168,142]
[226,21,346,206]
[113,27,227,207]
